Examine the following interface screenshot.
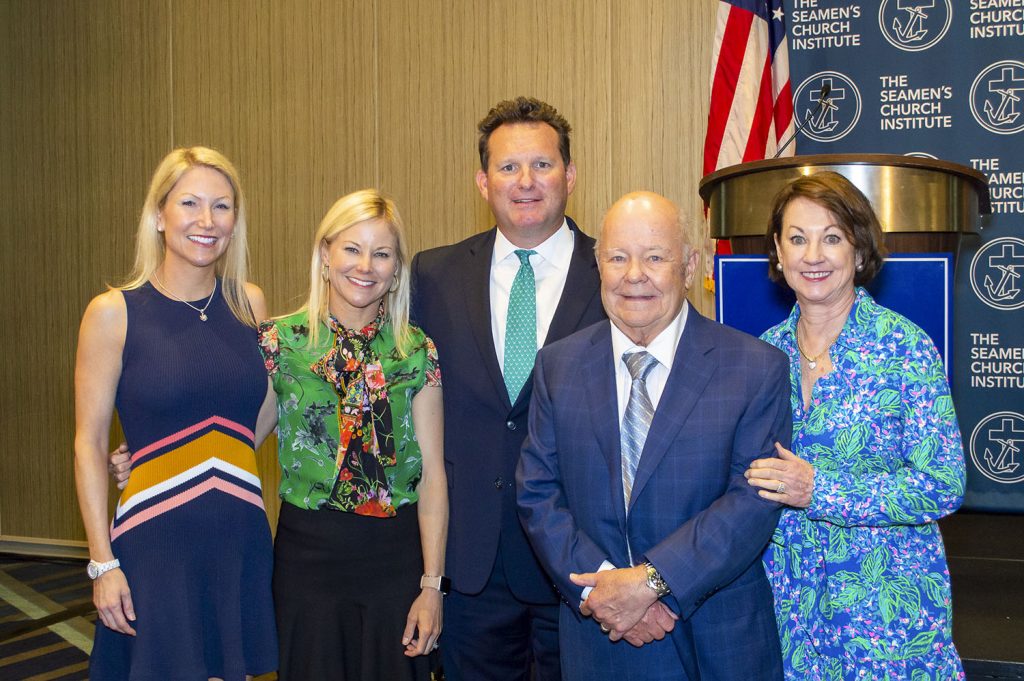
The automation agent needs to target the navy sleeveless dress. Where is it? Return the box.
[90,282,277,680]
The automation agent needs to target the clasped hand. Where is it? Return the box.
[570,566,677,648]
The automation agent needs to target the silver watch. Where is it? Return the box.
[87,558,121,580]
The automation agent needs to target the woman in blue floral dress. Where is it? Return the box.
[744,172,966,680]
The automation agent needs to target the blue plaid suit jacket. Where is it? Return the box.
[517,311,790,680]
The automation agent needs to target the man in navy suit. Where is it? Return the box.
[516,191,788,680]
[411,97,605,681]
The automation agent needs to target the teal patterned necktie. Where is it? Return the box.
[621,351,659,509]
[504,249,538,401]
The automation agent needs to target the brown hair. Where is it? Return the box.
[477,97,572,171]
[766,171,886,286]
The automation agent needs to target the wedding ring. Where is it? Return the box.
[600,624,610,633]
[776,481,787,494]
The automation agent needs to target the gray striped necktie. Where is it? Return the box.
[621,351,659,509]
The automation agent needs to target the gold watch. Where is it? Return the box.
[642,562,670,597]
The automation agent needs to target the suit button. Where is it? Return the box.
[506,420,516,430]
[494,476,505,489]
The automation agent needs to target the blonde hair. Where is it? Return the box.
[303,189,413,353]
[122,146,255,326]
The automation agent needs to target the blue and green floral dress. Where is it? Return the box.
[761,288,965,681]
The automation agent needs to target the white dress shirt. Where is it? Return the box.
[490,220,574,376]
[610,301,690,425]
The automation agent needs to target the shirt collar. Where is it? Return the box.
[610,300,689,372]
[493,218,573,269]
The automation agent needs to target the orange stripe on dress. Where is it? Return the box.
[121,430,259,502]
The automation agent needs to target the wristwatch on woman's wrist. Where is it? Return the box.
[420,574,451,595]
[87,558,121,580]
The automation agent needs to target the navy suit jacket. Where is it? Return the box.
[410,218,605,601]
[517,311,790,680]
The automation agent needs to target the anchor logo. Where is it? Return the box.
[879,0,951,52]
[971,412,1024,484]
[971,61,1024,135]
[970,238,1024,311]
[983,71,1022,126]
[807,80,842,135]
[793,73,861,143]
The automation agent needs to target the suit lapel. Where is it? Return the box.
[544,217,600,347]
[629,310,718,510]
[462,228,512,409]
[584,323,629,532]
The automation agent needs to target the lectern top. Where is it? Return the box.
[699,153,990,239]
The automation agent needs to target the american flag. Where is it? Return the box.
[702,0,794,177]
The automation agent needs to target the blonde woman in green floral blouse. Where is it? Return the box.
[258,189,446,681]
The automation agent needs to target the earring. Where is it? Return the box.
[388,274,399,294]
[856,263,864,272]
[321,263,330,282]
[776,263,783,271]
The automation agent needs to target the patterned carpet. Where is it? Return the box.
[0,555,281,680]
[0,557,93,680]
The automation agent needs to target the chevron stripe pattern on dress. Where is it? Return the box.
[110,416,264,541]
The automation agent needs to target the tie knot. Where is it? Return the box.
[623,351,658,381]
[514,249,536,267]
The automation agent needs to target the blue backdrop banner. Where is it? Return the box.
[781,0,1024,511]
[717,254,954,380]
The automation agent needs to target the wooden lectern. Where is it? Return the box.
[698,154,991,256]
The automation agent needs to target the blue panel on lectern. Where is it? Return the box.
[716,254,953,379]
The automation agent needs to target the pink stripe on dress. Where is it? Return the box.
[131,415,256,464]
[110,476,265,541]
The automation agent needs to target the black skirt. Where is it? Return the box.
[273,502,434,681]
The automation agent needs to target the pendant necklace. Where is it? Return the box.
[796,322,839,370]
[153,273,217,322]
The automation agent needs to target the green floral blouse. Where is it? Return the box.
[258,310,441,512]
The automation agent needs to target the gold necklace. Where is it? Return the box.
[153,272,217,322]
[796,322,839,370]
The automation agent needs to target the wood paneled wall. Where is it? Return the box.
[0,0,718,548]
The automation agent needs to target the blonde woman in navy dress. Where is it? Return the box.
[75,147,277,679]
